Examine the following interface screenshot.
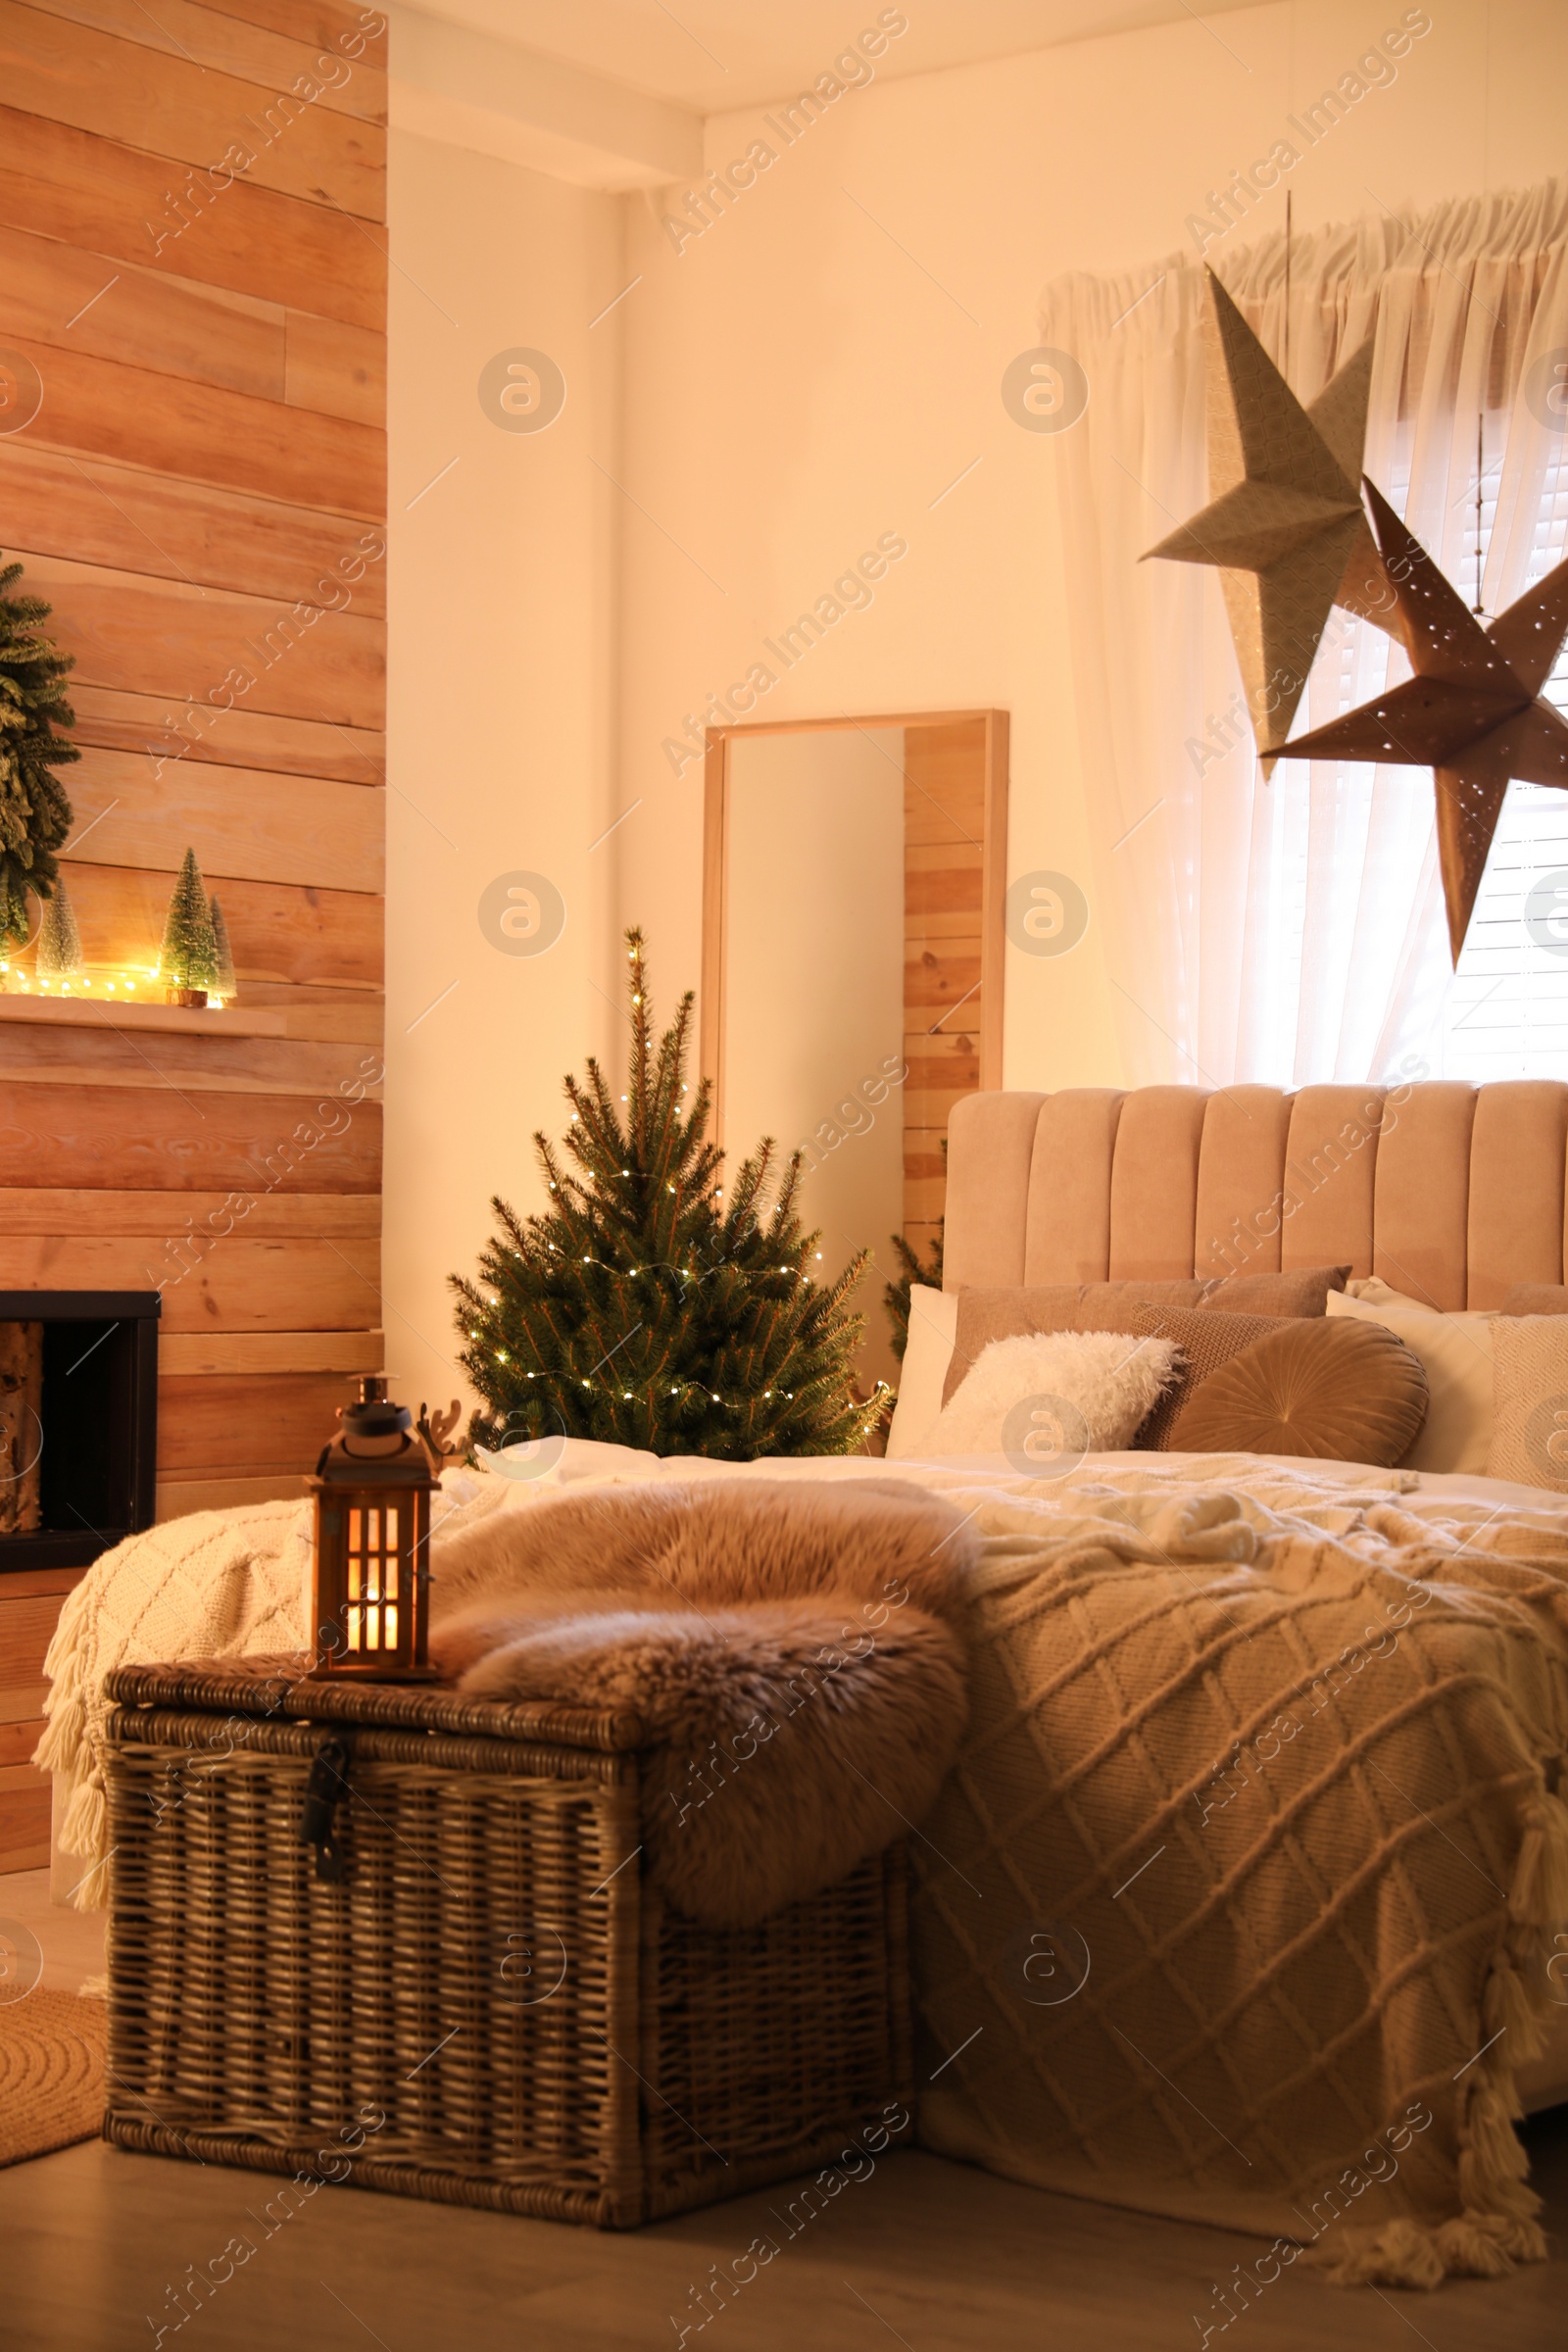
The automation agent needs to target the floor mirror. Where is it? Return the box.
[701,711,1008,1389]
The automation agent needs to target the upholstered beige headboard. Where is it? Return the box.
[944,1082,1568,1313]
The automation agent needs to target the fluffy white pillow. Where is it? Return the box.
[924,1329,1180,1467]
[885,1285,958,1459]
[1327,1291,1494,1473]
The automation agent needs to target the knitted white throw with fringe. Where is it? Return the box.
[36,1501,311,1904]
[906,1469,1568,2296]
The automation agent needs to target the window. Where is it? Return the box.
[1435,436,1568,1079]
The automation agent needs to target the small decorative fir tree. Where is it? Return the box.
[159,848,219,992]
[208,895,236,1000]
[0,555,77,951]
[453,928,885,1460]
[34,874,84,981]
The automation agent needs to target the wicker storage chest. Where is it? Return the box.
[101,1661,912,2228]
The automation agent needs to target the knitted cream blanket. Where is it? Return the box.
[906,1467,1568,2294]
[37,1501,312,1904]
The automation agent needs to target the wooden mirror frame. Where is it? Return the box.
[700,710,1008,1264]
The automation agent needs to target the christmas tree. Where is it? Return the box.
[453,928,885,1460]
[208,895,236,1000]
[159,849,218,992]
[0,556,77,950]
[34,874,84,981]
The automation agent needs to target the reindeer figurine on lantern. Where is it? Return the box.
[308,1377,461,1681]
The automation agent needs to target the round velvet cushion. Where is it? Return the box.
[1164,1316,1429,1465]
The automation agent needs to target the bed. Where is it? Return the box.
[38,1077,1568,2286]
[880,1077,1568,2284]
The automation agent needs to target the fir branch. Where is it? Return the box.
[0,554,78,947]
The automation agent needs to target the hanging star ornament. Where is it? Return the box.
[1277,478,1568,962]
[1144,270,1402,770]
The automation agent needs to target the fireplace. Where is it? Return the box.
[0,1291,159,1573]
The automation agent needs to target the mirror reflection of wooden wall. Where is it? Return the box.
[701,711,1007,1383]
[902,716,1006,1270]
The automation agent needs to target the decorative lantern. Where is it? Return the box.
[308,1376,442,1681]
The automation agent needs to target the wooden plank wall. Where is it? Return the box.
[904,719,986,1265]
[0,0,387,1863]
[0,1566,80,1872]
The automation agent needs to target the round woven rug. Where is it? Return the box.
[0,1989,107,2167]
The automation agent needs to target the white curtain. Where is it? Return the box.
[1041,178,1568,1089]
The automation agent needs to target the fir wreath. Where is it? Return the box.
[453,928,885,1459]
[0,556,77,950]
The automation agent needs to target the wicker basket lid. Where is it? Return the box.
[104,1656,645,1751]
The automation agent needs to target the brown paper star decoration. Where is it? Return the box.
[1144,270,1401,770]
[1278,478,1568,962]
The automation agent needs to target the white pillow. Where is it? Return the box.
[885,1285,958,1459]
[1327,1291,1494,1473]
[1486,1317,1568,1492]
[1347,1275,1437,1309]
[924,1329,1180,1468]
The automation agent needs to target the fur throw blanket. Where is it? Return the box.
[429,1477,976,1927]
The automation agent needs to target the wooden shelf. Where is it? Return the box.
[0,992,286,1037]
[0,993,383,1045]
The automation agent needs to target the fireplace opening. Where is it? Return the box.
[0,1291,159,1573]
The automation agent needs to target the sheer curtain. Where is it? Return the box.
[1041,179,1568,1089]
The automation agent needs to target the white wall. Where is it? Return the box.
[383,127,626,1413]
[612,0,1568,1091]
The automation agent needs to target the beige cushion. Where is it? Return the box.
[1201,1264,1350,1316]
[1501,1284,1568,1316]
[1124,1302,1286,1449]
[1348,1275,1435,1309]
[1487,1317,1568,1491]
[1326,1292,1494,1473]
[1166,1318,1428,1463]
[885,1286,957,1459]
[942,1281,1210,1404]
[945,1268,1348,1412]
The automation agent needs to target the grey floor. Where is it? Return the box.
[2,1870,1565,2351]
